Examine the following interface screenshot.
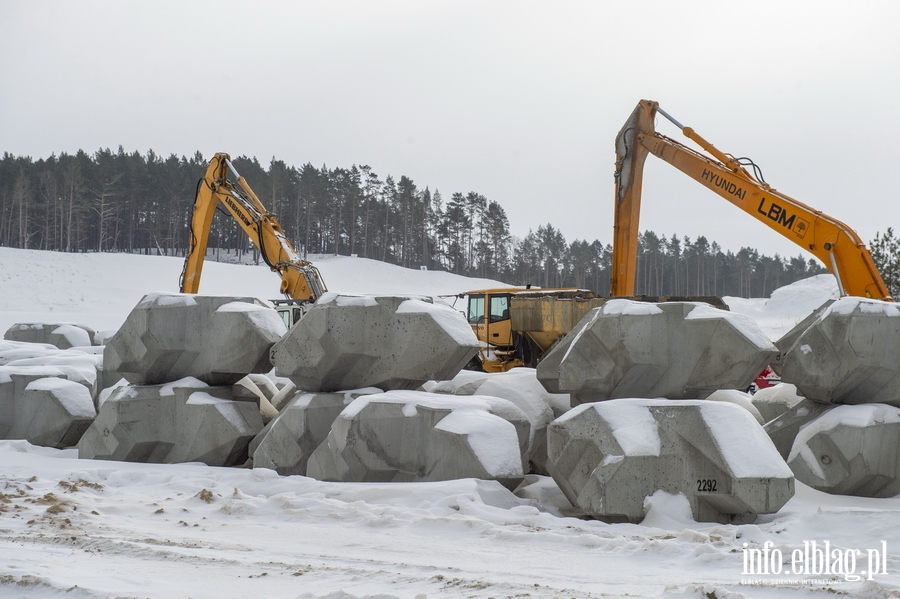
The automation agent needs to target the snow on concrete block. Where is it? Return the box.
[764,397,832,460]
[250,388,381,475]
[78,378,263,466]
[705,389,764,424]
[270,295,479,392]
[751,383,808,423]
[546,398,794,523]
[536,301,778,405]
[427,368,562,474]
[787,404,900,497]
[4,323,96,349]
[0,365,93,438]
[306,390,528,488]
[778,298,900,406]
[104,294,286,386]
[5,350,101,402]
[167,388,264,465]
[11,378,96,448]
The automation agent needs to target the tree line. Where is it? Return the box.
[9,147,895,299]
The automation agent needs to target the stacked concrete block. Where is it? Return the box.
[770,299,835,376]
[427,368,563,474]
[78,380,263,466]
[11,378,96,448]
[764,397,832,460]
[0,367,67,438]
[537,300,778,405]
[787,404,900,497]
[777,298,900,406]
[546,399,794,523]
[751,383,808,423]
[5,351,101,401]
[270,295,479,392]
[4,323,96,349]
[705,389,764,424]
[104,293,286,386]
[306,390,529,488]
[233,375,279,424]
[250,388,381,475]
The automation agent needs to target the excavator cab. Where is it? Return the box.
[271,299,309,329]
[467,290,519,372]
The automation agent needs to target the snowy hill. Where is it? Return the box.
[0,248,508,334]
[0,250,897,598]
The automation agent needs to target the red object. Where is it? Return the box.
[753,366,780,391]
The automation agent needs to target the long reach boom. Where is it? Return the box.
[612,100,890,300]
[179,152,327,301]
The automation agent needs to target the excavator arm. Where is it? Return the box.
[179,152,327,301]
[612,100,890,300]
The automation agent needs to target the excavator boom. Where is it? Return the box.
[180,153,327,301]
[612,100,890,300]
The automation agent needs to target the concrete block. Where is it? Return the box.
[764,397,832,460]
[778,298,900,406]
[10,378,96,448]
[751,383,807,423]
[546,399,794,523]
[705,389,764,424]
[306,390,528,487]
[537,301,777,405]
[104,293,286,386]
[78,378,264,466]
[427,368,562,475]
[250,388,381,475]
[5,350,101,402]
[0,364,95,438]
[233,375,278,424]
[4,323,96,348]
[271,295,479,392]
[787,404,900,497]
[770,299,835,376]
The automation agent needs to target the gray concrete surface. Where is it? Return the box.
[537,300,778,404]
[78,380,263,466]
[546,398,794,523]
[427,368,562,475]
[4,323,96,348]
[764,396,832,460]
[306,390,528,487]
[787,404,900,497]
[105,294,286,386]
[751,383,808,424]
[778,298,900,406]
[10,378,96,448]
[250,388,381,475]
[271,295,479,392]
[705,389,764,424]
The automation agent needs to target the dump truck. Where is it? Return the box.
[464,288,725,372]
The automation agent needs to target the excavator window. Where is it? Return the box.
[468,294,485,324]
[489,295,511,323]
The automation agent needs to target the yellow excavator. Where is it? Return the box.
[179,153,327,326]
[612,99,891,300]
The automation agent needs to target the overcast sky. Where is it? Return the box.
[3,1,899,259]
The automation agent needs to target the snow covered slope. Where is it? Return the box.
[0,248,507,334]
[0,251,898,598]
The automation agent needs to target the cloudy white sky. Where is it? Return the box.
[2,1,899,258]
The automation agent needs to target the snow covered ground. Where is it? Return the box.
[0,248,897,599]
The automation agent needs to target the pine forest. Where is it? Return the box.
[3,148,893,299]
